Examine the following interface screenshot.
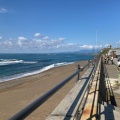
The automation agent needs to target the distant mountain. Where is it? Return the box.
[53,49,101,54]
[74,49,101,54]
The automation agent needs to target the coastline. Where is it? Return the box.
[0,60,88,120]
[0,61,74,83]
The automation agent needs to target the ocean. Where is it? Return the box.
[0,53,94,82]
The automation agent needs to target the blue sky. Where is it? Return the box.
[0,0,120,53]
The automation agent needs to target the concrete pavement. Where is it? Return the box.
[106,63,119,79]
[105,59,120,108]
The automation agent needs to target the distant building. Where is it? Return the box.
[108,49,120,58]
[116,50,120,58]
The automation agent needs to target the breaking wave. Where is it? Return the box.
[0,62,74,82]
[0,59,37,66]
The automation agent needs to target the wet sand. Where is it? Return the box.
[0,61,88,120]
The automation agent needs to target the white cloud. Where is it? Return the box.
[34,33,42,37]
[58,38,66,41]
[18,36,27,41]
[0,8,8,13]
[116,41,120,45]
[18,36,27,46]
[105,44,110,47]
[67,43,75,46]
[43,36,50,40]
[80,45,94,49]
[0,36,2,39]
[4,41,12,46]
[79,45,102,50]
[32,38,64,49]
[94,45,102,49]
[56,45,61,48]
[0,33,103,53]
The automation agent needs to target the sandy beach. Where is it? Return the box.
[0,61,88,120]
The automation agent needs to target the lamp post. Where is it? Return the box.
[96,30,98,55]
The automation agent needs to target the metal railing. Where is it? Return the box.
[9,56,100,120]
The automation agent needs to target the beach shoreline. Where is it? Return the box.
[0,62,74,91]
[0,61,74,83]
[0,60,88,120]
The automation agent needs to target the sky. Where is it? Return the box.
[0,0,120,53]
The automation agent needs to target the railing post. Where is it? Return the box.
[92,59,94,66]
[76,65,80,83]
[88,60,90,68]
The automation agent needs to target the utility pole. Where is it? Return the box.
[95,30,98,55]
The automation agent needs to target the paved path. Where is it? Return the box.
[105,61,120,108]
[106,64,119,79]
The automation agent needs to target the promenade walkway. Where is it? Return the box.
[106,63,119,79]
[105,60,120,105]
[46,58,120,120]
[105,59,120,91]
[98,59,120,120]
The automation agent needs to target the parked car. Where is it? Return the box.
[117,57,120,67]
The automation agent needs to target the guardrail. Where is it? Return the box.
[46,57,101,120]
[9,56,100,120]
